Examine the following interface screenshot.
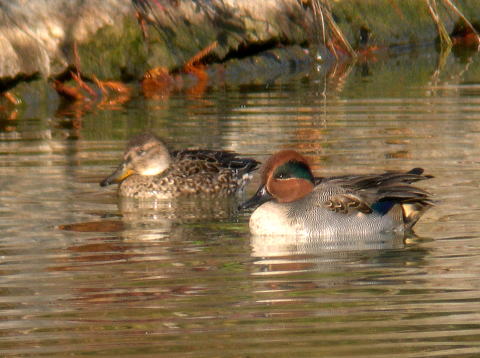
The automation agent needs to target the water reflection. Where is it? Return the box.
[250,231,406,258]
[3,49,480,357]
[119,195,240,221]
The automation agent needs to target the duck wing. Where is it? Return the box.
[317,168,433,215]
[172,149,260,174]
[324,193,373,214]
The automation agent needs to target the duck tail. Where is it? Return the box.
[402,200,434,230]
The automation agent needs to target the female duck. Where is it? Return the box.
[100,133,259,199]
[239,150,433,237]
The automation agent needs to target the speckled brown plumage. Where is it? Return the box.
[100,133,259,199]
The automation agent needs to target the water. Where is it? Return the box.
[2,48,480,357]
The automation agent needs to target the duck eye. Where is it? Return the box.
[274,171,290,180]
[137,149,146,156]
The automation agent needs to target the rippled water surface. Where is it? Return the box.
[2,49,480,357]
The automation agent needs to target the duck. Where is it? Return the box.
[100,133,260,199]
[239,150,433,237]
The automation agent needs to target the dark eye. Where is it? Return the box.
[137,149,146,156]
[275,172,290,179]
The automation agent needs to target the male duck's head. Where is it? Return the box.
[100,133,172,187]
[240,150,315,210]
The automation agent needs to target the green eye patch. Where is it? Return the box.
[273,160,314,182]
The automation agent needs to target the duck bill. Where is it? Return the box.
[239,185,273,210]
[100,163,134,187]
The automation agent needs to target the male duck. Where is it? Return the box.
[100,133,259,199]
[239,150,433,237]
